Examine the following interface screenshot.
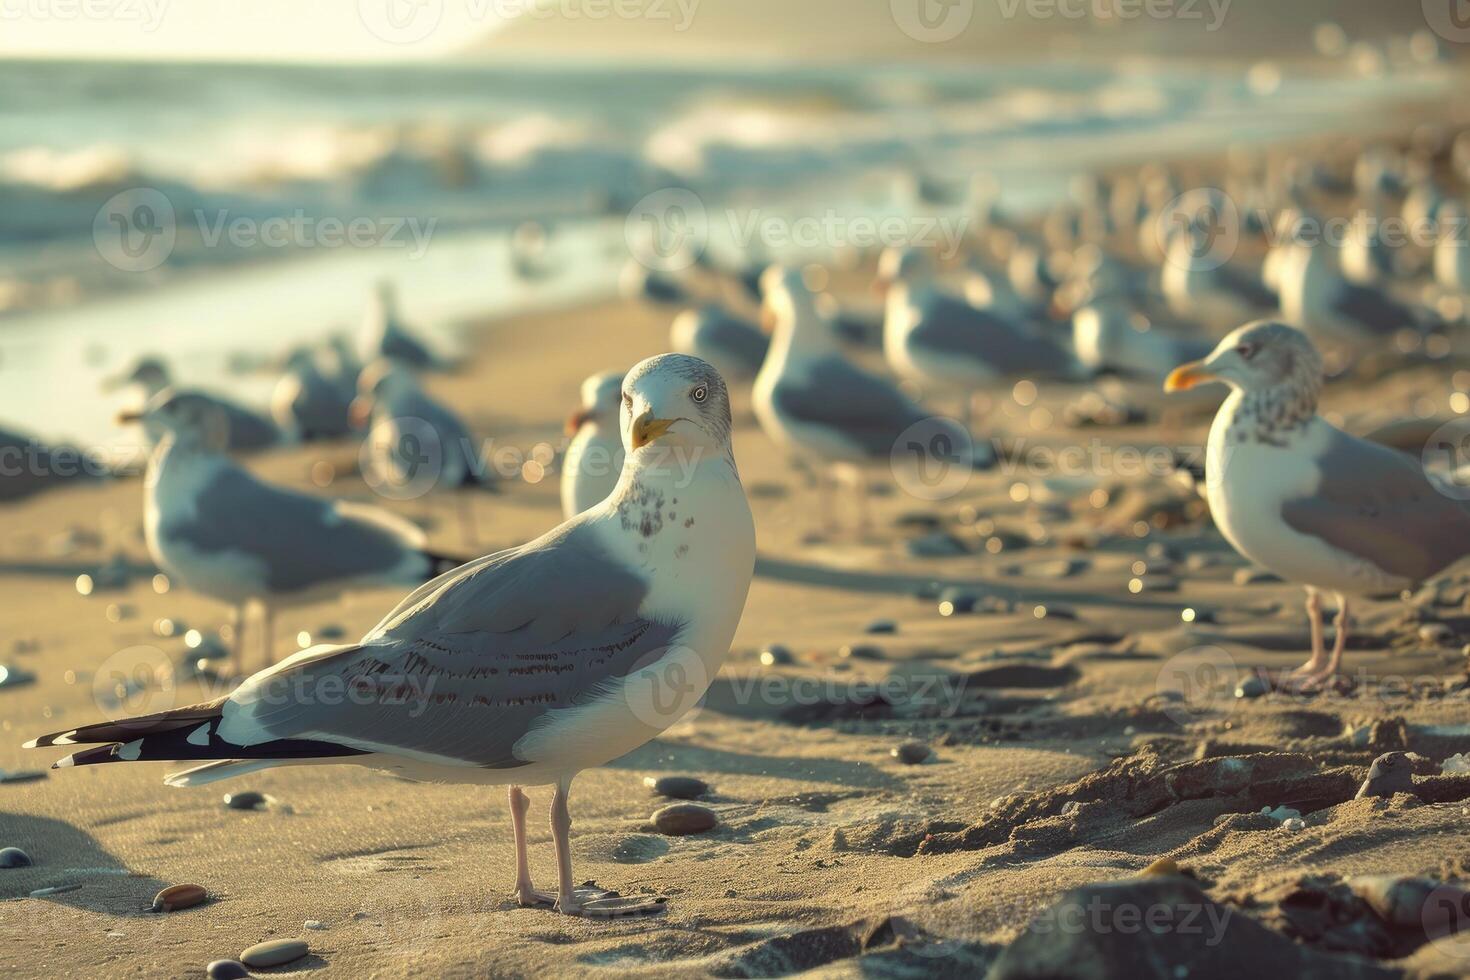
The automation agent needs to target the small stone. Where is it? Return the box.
[240,938,308,969]
[207,961,250,980]
[152,883,207,912]
[0,769,47,784]
[864,620,897,635]
[1233,567,1282,586]
[891,741,931,765]
[1442,753,1470,774]
[937,589,978,616]
[1281,817,1306,832]
[652,803,718,835]
[0,847,32,868]
[1260,805,1302,823]
[1356,751,1415,799]
[644,775,708,800]
[1420,623,1454,646]
[0,665,36,690]
[1140,857,1178,877]
[907,531,967,558]
[759,644,793,667]
[1234,675,1268,699]
[223,791,267,811]
[839,644,886,661]
[304,920,327,930]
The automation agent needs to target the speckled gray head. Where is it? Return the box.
[619,353,732,455]
[1166,320,1323,397]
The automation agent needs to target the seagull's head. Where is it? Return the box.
[1165,320,1323,398]
[121,389,230,451]
[103,356,170,395]
[566,370,625,435]
[620,354,731,456]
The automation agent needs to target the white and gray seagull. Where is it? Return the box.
[124,391,459,675]
[561,370,626,518]
[1165,321,1470,685]
[30,354,756,918]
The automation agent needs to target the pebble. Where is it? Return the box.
[1281,817,1306,832]
[152,883,207,912]
[937,589,978,616]
[304,920,328,930]
[223,791,267,811]
[759,644,794,667]
[0,664,36,690]
[207,961,250,980]
[1420,623,1454,646]
[1260,805,1302,823]
[864,620,897,635]
[1232,567,1282,586]
[29,883,81,897]
[1442,753,1470,774]
[0,769,47,784]
[906,531,967,558]
[839,644,886,661]
[0,847,32,868]
[644,775,708,800]
[1234,675,1268,699]
[891,741,931,765]
[652,803,718,835]
[240,939,308,969]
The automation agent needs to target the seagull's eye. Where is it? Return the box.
[691,384,708,404]
[1235,343,1258,360]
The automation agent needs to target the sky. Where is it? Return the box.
[0,0,510,61]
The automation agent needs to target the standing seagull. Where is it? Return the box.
[670,304,768,382]
[107,356,280,451]
[31,355,755,918]
[271,347,355,441]
[1164,321,1470,685]
[362,280,436,368]
[756,266,981,530]
[561,370,626,518]
[125,391,457,675]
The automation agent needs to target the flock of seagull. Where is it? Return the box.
[17,128,1470,915]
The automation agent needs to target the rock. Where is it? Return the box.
[0,847,32,868]
[937,589,978,616]
[839,644,886,661]
[1420,623,1455,646]
[759,644,794,666]
[1442,753,1470,774]
[906,531,967,558]
[1260,805,1302,823]
[1350,875,1465,929]
[206,961,250,980]
[152,883,207,912]
[0,664,36,690]
[652,803,718,835]
[304,920,327,930]
[223,791,267,811]
[240,938,308,969]
[1235,674,1268,699]
[1281,817,1306,832]
[0,770,47,784]
[644,775,708,800]
[1140,857,1178,877]
[1233,567,1282,586]
[891,742,931,765]
[864,619,897,635]
[987,877,1400,980]
[1356,751,1415,799]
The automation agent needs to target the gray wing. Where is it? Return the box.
[168,462,426,594]
[232,521,681,768]
[912,293,1069,376]
[700,311,769,373]
[773,356,926,457]
[1280,428,1470,583]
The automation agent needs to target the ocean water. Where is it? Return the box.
[0,55,1453,447]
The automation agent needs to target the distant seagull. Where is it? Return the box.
[105,356,279,451]
[877,247,1074,423]
[362,280,436,368]
[123,391,457,674]
[619,259,689,306]
[1071,291,1212,381]
[561,371,625,518]
[31,354,755,919]
[1160,219,1277,324]
[756,266,983,530]
[1339,199,1396,286]
[1434,201,1470,296]
[271,347,354,441]
[1277,233,1423,341]
[670,304,768,382]
[1165,321,1470,686]
[0,427,102,502]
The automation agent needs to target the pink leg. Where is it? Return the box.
[547,778,666,918]
[509,786,554,907]
[1292,589,1327,676]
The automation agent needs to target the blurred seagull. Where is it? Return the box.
[363,280,436,368]
[756,266,984,530]
[670,304,768,382]
[1434,200,1470,296]
[123,390,459,675]
[1277,228,1423,341]
[1071,291,1212,381]
[561,371,626,518]
[1165,321,1470,686]
[271,347,354,441]
[32,354,755,919]
[106,356,279,451]
[1160,216,1277,324]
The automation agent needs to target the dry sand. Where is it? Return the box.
[3,210,1470,979]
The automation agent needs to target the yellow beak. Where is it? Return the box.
[1164,360,1215,392]
[631,413,674,450]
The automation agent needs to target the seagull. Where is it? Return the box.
[106,356,279,451]
[271,347,355,441]
[1434,201,1470,296]
[1071,291,1212,381]
[1164,320,1470,685]
[124,391,459,675]
[352,359,493,544]
[670,304,768,382]
[1277,229,1424,341]
[561,371,625,518]
[362,280,435,369]
[756,266,983,530]
[1160,218,1277,325]
[31,354,755,918]
[877,247,1074,424]
[0,426,103,502]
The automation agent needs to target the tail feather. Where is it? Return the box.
[24,696,228,749]
[164,759,281,787]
